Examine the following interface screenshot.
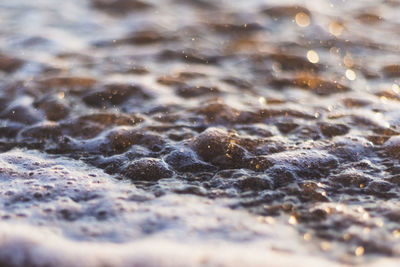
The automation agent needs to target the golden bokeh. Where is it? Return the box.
[295,12,310,27]
[329,22,344,36]
[307,50,319,63]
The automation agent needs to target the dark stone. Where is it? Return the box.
[123,158,173,181]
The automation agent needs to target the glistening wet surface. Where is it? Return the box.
[1,0,400,266]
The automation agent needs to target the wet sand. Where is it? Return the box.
[1,0,400,266]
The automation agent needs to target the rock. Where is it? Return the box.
[330,171,371,187]
[107,129,164,153]
[34,95,70,121]
[190,127,250,168]
[234,176,272,191]
[0,53,24,73]
[270,53,321,72]
[383,136,400,158]
[318,122,349,137]
[176,85,220,98]
[269,75,350,95]
[0,105,43,125]
[38,76,97,90]
[382,64,400,78]
[262,5,311,18]
[91,0,152,15]
[123,158,173,181]
[83,83,151,107]
[165,148,216,172]
[20,123,62,141]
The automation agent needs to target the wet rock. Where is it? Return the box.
[191,128,234,160]
[0,97,10,113]
[366,135,391,145]
[158,49,219,65]
[300,183,329,202]
[367,180,392,193]
[208,23,263,35]
[57,208,81,221]
[77,113,142,126]
[157,75,187,86]
[111,30,177,45]
[276,121,299,134]
[382,64,400,78]
[176,85,220,98]
[259,108,316,120]
[107,129,164,153]
[329,137,374,162]
[19,123,62,141]
[173,185,207,196]
[269,75,350,95]
[34,95,70,121]
[83,83,151,107]
[236,125,273,138]
[387,174,400,186]
[267,165,296,188]
[222,77,252,89]
[123,158,173,181]
[318,122,349,137]
[0,53,24,73]
[356,13,383,24]
[234,176,272,191]
[330,171,371,187]
[0,105,43,125]
[0,122,24,138]
[91,0,152,15]
[176,71,206,80]
[174,0,216,9]
[342,97,372,107]
[190,127,254,168]
[270,53,322,72]
[37,76,97,90]
[165,148,216,172]
[196,102,257,124]
[246,156,274,172]
[124,65,149,75]
[59,120,103,139]
[267,150,339,179]
[375,89,400,101]
[292,76,350,95]
[262,5,311,18]
[383,136,400,158]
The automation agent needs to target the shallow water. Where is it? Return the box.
[1,0,400,266]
